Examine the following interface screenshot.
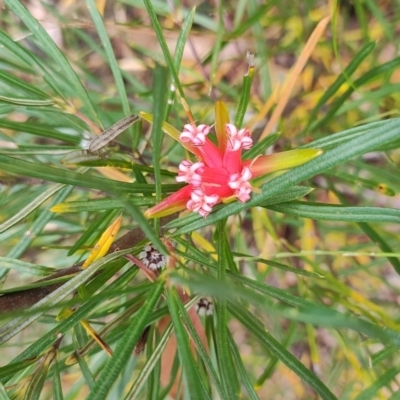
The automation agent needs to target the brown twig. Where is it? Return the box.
[0,217,173,313]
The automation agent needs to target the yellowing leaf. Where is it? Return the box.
[82,215,122,269]
[215,100,229,152]
[244,149,322,178]
[95,167,133,183]
[192,232,217,260]
[80,319,113,356]
[56,307,75,321]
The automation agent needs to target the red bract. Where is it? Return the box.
[142,102,321,218]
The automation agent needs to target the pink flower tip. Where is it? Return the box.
[176,160,204,186]
[180,124,211,146]
[228,167,252,202]
[186,188,219,218]
[226,123,253,151]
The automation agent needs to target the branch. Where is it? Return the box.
[0,217,172,313]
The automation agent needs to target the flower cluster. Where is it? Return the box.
[139,244,166,271]
[143,102,321,219]
[195,298,213,316]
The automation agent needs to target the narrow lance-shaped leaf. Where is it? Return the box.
[0,153,182,195]
[0,184,74,281]
[303,41,376,133]
[215,100,230,152]
[81,215,122,269]
[235,51,255,128]
[151,64,168,233]
[85,0,131,119]
[125,323,174,399]
[86,280,165,400]
[228,305,337,400]
[266,201,400,223]
[4,0,99,122]
[175,295,228,399]
[216,221,240,399]
[165,289,211,400]
[0,96,54,106]
[0,249,130,344]
[165,7,196,118]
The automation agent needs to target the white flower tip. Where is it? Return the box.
[179,124,211,146]
[138,244,166,271]
[176,160,204,185]
[226,124,253,151]
[228,167,252,202]
[186,189,219,217]
[195,298,213,316]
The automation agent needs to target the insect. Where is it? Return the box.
[88,114,138,152]
[62,115,139,164]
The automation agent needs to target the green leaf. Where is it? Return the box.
[24,354,53,400]
[0,96,54,106]
[85,0,131,119]
[4,0,99,122]
[0,184,64,234]
[228,305,337,400]
[0,120,81,144]
[0,184,74,280]
[303,41,376,133]
[0,249,130,344]
[216,221,240,398]
[0,29,63,98]
[266,201,400,223]
[233,253,324,278]
[171,269,400,349]
[329,184,400,275]
[0,382,11,399]
[353,366,400,400]
[3,300,102,371]
[300,119,385,150]
[86,280,164,400]
[151,64,168,232]
[0,70,53,100]
[175,297,228,399]
[364,0,394,41]
[125,323,174,399]
[0,154,182,195]
[311,58,400,131]
[325,170,395,196]
[75,352,95,390]
[165,289,211,400]
[369,346,397,367]
[235,52,255,128]
[142,0,187,102]
[52,197,155,213]
[256,322,296,387]
[52,359,64,400]
[0,358,37,382]
[165,7,195,117]
[227,330,259,400]
[122,198,167,255]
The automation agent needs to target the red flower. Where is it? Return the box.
[142,102,321,218]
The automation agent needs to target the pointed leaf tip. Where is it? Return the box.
[82,215,122,269]
[245,148,322,178]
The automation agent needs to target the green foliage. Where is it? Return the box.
[1,1,400,399]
